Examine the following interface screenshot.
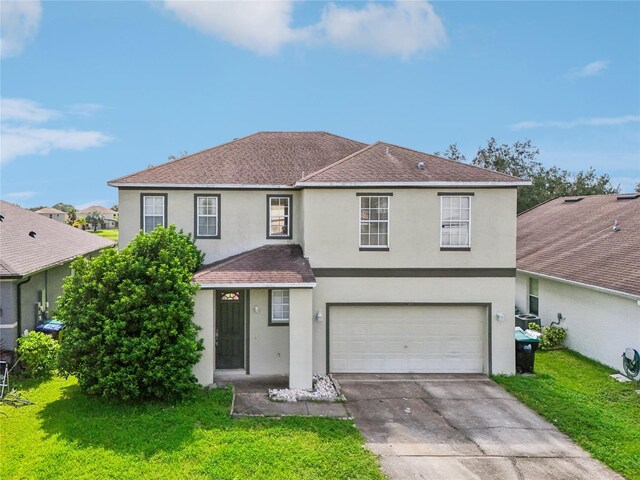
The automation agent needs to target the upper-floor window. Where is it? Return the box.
[141,194,167,233]
[195,194,221,239]
[267,195,292,239]
[528,277,539,315]
[359,195,390,250]
[440,194,471,248]
[269,289,290,325]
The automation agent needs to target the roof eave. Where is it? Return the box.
[197,282,317,289]
[517,269,640,301]
[296,181,532,188]
[109,182,297,189]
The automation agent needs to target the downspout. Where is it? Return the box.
[16,276,31,342]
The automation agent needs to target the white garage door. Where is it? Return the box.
[330,305,486,373]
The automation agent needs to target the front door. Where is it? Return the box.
[216,291,245,369]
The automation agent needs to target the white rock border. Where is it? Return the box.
[268,374,345,403]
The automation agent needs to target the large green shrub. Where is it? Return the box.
[16,331,60,378]
[57,226,205,402]
[540,325,567,350]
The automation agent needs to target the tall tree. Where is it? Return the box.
[52,202,75,213]
[66,207,78,225]
[85,211,104,231]
[437,138,619,212]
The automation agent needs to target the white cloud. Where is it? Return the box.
[1,98,59,123]
[163,0,307,55]
[0,125,112,164]
[160,1,446,58]
[566,60,609,79]
[510,115,640,130]
[318,1,446,59]
[0,0,42,58]
[1,190,37,200]
[67,103,107,117]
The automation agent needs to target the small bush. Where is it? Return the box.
[16,331,60,378]
[540,325,567,350]
[527,322,541,332]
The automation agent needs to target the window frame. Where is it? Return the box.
[358,193,391,251]
[528,277,539,315]
[140,193,167,233]
[193,194,221,239]
[268,289,290,326]
[266,194,293,240]
[439,192,473,251]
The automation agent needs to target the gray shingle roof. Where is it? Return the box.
[194,245,316,286]
[0,201,115,278]
[517,194,640,297]
[35,207,66,214]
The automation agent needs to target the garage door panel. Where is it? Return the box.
[330,305,486,374]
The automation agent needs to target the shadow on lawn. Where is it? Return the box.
[37,383,358,456]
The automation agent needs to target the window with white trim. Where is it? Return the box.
[440,195,471,247]
[268,196,291,238]
[359,196,389,248]
[270,289,290,325]
[142,195,165,233]
[196,195,219,238]
[528,278,539,315]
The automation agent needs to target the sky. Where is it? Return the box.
[1,0,639,209]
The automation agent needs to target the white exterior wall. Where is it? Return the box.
[118,189,302,263]
[193,289,215,385]
[312,276,516,375]
[248,289,289,374]
[516,272,640,372]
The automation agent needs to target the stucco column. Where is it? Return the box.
[289,288,313,389]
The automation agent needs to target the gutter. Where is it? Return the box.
[518,269,640,301]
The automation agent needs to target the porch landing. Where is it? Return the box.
[214,372,350,419]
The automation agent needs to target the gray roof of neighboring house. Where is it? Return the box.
[35,207,66,215]
[194,245,316,286]
[0,201,115,278]
[517,194,640,297]
[108,131,527,188]
[77,205,116,215]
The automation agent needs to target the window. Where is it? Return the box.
[267,195,292,239]
[528,278,539,315]
[141,194,166,233]
[221,292,240,302]
[269,289,290,325]
[195,195,220,238]
[440,195,471,248]
[359,195,390,249]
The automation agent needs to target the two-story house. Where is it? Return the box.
[109,132,529,389]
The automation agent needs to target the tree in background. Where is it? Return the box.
[28,206,47,212]
[85,211,104,231]
[65,207,78,225]
[52,202,75,213]
[74,217,89,230]
[636,181,640,193]
[111,204,118,212]
[436,138,619,213]
[57,226,205,402]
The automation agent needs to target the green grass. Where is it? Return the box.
[1,376,383,480]
[493,349,640,479]
[92,229,119,241]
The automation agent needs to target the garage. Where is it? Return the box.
[329,304,487,374]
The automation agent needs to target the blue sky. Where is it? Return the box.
[1,1,638,209]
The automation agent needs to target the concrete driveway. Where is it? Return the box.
[335,374,622,480]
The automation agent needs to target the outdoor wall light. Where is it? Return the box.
[253,305,260,314]
[496,312,505,322]
[316,310,323,322]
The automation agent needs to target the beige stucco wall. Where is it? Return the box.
[312,276,516,375]
[192,289,215,385]
[302,188,517,268]
[516,272,640,372]
[118,189,302,263]
[247,289,289,374]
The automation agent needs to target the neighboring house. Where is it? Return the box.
[109,131,529,389]
[516,194,640,372]
[77,205,118,229]
[0,201,114,356]
[35,207,67,223]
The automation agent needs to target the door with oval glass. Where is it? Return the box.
[216,291,245,369]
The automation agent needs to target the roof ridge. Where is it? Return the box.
[298,142,381,182]
[107,131,260,185]
[381,141,527,182]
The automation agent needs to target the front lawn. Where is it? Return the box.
[92,228,118,241]
[1,376,383,480]
[493,349,640,480]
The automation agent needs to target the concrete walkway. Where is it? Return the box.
[218,373,349,418]
[335,374,622,480]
